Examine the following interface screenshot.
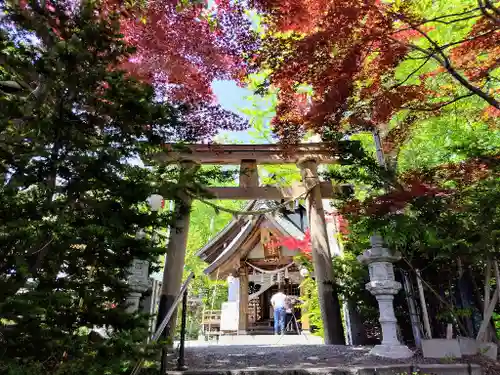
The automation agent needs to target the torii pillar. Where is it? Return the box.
[157,160,197,370]
[237,160,258,334]
[298,157,345,345]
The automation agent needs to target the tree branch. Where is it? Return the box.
[393,8,482,32]
[439,28,499,51]
[402,257,469,336]
[390,55,432,89]
[485,0,500,16]
[478,0,500,24]
[389,24,500,109]
[402,92,475,111]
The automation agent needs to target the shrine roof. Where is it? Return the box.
[197,200,307,276]
[195,200,257,263]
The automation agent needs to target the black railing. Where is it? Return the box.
[176,289,189,371]
[129,272,195,375]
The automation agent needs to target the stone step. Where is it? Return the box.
[166,344,484,375]
[176,335,323,348]
[215,334,323,346]
[166,364,482,375]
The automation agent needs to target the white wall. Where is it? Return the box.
[227,276,240,302]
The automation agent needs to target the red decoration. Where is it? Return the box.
[263,238,281,259]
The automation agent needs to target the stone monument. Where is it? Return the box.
[126,259,150,313]
[357,235,413,359]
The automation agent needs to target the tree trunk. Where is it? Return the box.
[471,269,499,343]
[456,259,475,337]
[346,299,369,345]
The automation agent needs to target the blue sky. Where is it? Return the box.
[212,80,255,143]
[212,80,251,114]
[128,79,258,167]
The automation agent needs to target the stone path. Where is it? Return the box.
[169,345,372,370]
[164,343,500,375]
[174,335,324,348]
[166,344,478,371]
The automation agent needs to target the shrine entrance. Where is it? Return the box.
[196,199,310,337]
[154,143,348,346]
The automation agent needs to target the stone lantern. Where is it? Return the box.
[357,235,413,359]
[126,259,150,313]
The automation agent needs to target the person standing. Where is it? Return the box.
[271,287,287,335]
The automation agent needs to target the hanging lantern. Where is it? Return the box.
[300,268,309,278]
[284,267,289,279]
[147,194,163,212]
[261,272,264,283]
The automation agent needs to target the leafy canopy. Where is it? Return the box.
[0,1,233,373]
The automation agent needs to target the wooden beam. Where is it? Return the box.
[157,143,348,165]
[202,181,335,200]
[238,266,249,334]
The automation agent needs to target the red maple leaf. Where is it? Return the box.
[239,1,497,142]
[279,229,312,255]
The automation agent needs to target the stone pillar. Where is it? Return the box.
[126,259,150,313]
[299,283,310,333]
[156,161,197,344]
[297,157,345,345]
[142,278,162,334]
[238,266,249,334]
[357,235,413,358]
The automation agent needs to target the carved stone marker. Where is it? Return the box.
[357,235,413,359]
[126,259,150,313]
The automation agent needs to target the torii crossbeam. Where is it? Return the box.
[159,142,341,164]
[156,143,348,200]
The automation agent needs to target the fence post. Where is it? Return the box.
[177,289,189,371]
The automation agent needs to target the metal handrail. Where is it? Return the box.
[129,272,195,375]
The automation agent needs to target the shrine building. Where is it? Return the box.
[197,199,341,337]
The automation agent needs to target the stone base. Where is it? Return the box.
[479,342,498,360]
[422,339,462,359]
[458,337,478,355]
[370,344,413,359]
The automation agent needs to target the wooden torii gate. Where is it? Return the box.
[156,143,346,346]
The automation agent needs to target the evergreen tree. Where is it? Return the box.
[0,1,214,373]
